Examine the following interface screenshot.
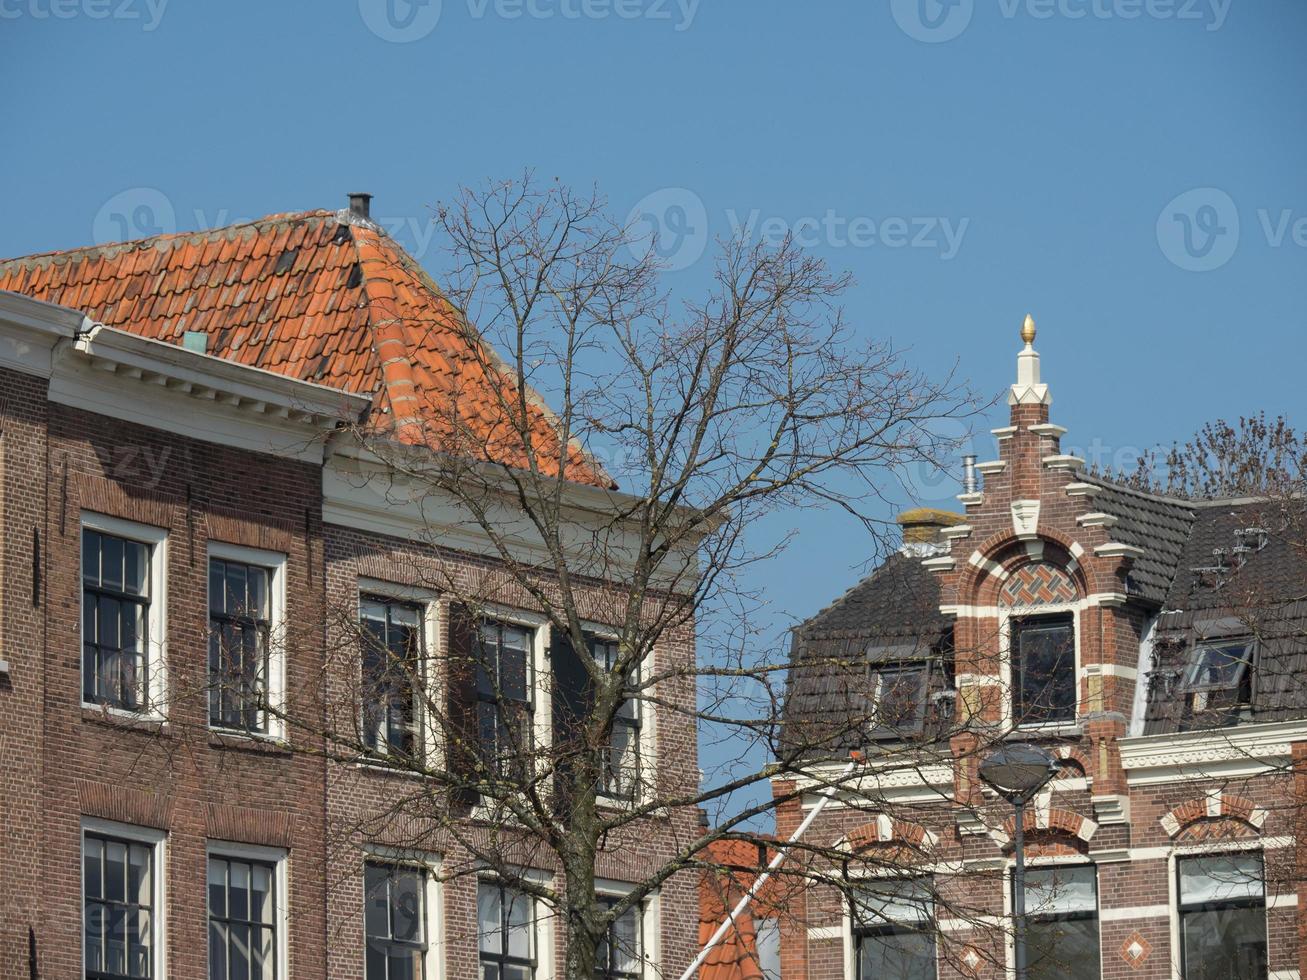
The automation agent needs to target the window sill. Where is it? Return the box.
[208,730,293,755]
[81,705,171,735]
[1008,722,1082,739]
[355,757,430,780]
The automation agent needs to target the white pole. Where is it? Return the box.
[679,756,861,980]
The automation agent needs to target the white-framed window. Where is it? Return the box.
[363,851,444,980]
[82,818,167,980]
[551,625,657,806]
[594,880,659,980]
[206,842,289,980]
[461,606,549,784]
[1176,851,1268,979]
[1022,863,1101,979]
[1003,609,1078,728]
[358,581,439,764]
[81,513,168,717]
[477,878,539,980]
[866,663,929,739]
[847,877,936,980]
[207,542,287,739]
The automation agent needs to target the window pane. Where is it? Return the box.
[85,837,104,898]
[226,562,248,616]
[209,859,228,917]
[1181,906,1268,978]
[365,864,391,938]
[84,529,101,582]
[754,916,781,980]
[1016,616,1076,723]
[229,860,250,921]
[251,863,273,925]
[1179,854,1264,905]
[857,931,935,980]
[209,922,228,980]
[125,541,148,596]
[392,869,424,943]
[505,890,532,958]
[102,534,124,592]
[1028,916,1099,979]
[478,883,502,953]
[853,879,932,926]
[105,840,128,903]
[1025,866,1097,916]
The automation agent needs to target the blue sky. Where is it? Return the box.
[3,0,1305,812]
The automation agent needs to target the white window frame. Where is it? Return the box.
[81,817,168,980]
[478,604,551,769]
[575,621,657,809]
[362,845,446,980]
[1009,858,1103,978]
[80,512,169,719]
[207,541,289,742]
[1167,840,1272,980]
[357,579,442,767]
[840,868,939,980]
[205,840,290,980]
[595,877,659,980]
[999,603,1081,733]
[476,867,556,980]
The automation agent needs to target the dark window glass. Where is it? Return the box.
[365,862,427,980]
[853,879,936,980]
[591,638,640,799]
[475,622,534,780]
[1013,614,1076,724]
[868,666,927,738]
[208,558,272,733]
[84,833,155,979]
[595,896,641,980]
[82,529,152,711]
[478,880,535,980]
[1178,853,1267,979]
[361,598,424,759]
[1024,865,1100,979]
[208,855,277,980]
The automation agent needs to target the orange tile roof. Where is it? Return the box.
[698,839,785,980]
[0,209,609,487]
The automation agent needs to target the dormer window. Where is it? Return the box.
[1179,639,1253,719]
[868,665,927,739]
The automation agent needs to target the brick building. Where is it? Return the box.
[778,317,1307,980]
[0,200,700,979]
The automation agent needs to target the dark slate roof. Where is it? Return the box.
[781,553,953,757]
[1079,476,1196,604]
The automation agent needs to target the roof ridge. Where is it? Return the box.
[794,549,905,633]
[1078,471,1199,509]
[0,209,337,268]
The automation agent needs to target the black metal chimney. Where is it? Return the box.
[348,192,373,219]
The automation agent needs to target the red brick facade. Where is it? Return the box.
[776,326,1307,979]
[0,296,699,979]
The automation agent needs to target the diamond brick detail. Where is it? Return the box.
[1001,561,1077,606]
[1120,931,1151,969]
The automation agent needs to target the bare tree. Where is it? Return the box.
[274,175,983,976]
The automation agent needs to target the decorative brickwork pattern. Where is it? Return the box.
[999,561,1077,606]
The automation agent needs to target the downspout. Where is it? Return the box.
[681,755,862,980]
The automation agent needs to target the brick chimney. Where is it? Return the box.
[897,508,966,556]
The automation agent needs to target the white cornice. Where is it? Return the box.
[48,324,371,463]
[1043,454,1085,471]
[1065,482,1101,498]
[1120,720,1307,784]
[0,290,85,377]
[1094,542,1145,560]
[1028,422,1067,438]
[1077,512,1119,528]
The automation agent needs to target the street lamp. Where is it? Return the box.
[979,744,1059,980]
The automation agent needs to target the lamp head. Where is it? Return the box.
[978,744,1058,804]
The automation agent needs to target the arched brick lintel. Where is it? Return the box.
[840,815,939,854]
[1002,806,1098,844]
[958,529,1098,605]
[1159,793,1268,838]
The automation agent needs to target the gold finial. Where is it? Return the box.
[1021,313,1036,345]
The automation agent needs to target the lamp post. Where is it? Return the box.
[979,744,1059,980]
